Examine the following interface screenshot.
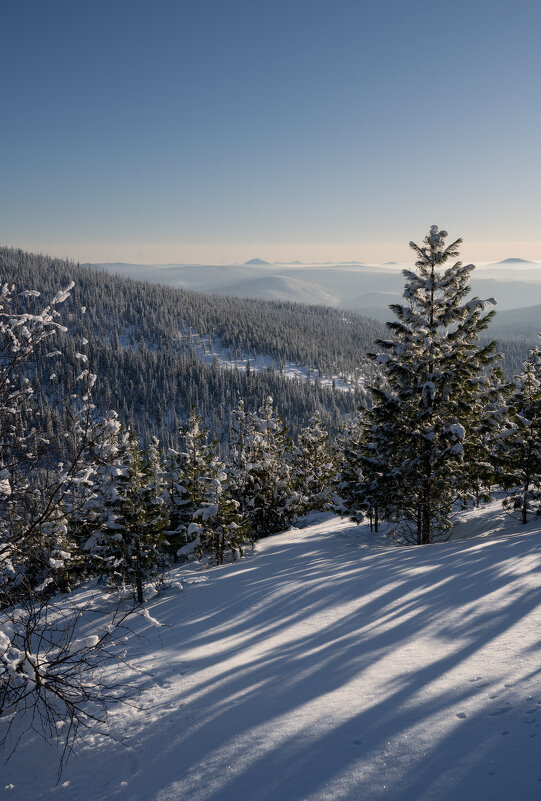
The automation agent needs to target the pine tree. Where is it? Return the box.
[228,397,300,537]
[502,342,541,523]
[293,410,336,514]
[84,431,168,602]
[167,409,250,564]
[336,409,375,526]
[462,368,513,507]
[360,226,501,544]
[164,409,218,559]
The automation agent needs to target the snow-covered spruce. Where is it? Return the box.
[0,280,99,600]
[0,282,142,762]
[83,431,168,602]
[228,397,301,538]
[348,226,505,544]
[166,409,251,565]
[292,410,337,515]
[502,339,541,523]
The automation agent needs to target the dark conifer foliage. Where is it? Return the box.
[228,397,300,537]
[344,227,506,544]
[292,411,337,514]
[502,340,541,523]
[0,246,375,442]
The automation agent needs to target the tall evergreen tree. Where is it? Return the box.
[358,226,501,544]
[461,368,513,506]
[84,431,168,602]
[229,397,300,537]
[164,409,218,558]
[292,410,336,515]
[167,410,250,564]
[336,407,382,529]
[502,341,541,523]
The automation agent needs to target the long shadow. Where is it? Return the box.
[8,524,541,800]
[112,527,541,801]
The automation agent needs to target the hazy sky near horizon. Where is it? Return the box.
[2,0,541,265]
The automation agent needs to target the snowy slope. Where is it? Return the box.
[204,274,342,306]
[3,505,541,801]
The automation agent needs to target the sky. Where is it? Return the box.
[2,0,541,266]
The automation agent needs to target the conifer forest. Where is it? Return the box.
[2,228,541,780]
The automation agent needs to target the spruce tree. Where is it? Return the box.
[462,368,513,507]
[84,431,168,601]
[167,410,250,564]
[502,342,541,523]
[336,408,381,529]
[164,409,218,559]
[293,410,336,515]
[229,397,300,537]
[361,226,501,544]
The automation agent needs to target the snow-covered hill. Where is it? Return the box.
[4,504,541,801]
[85,259,541,315]
[204,274,342,306]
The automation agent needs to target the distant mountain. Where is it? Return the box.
[84,258,541,316]
[337,261,364,265]
[476,259,541,276]
[206,274,342,307]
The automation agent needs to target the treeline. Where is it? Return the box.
[39,334,367,451]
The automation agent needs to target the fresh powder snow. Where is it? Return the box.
[3,504,541,800]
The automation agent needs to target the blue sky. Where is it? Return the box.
[2,0,540,264]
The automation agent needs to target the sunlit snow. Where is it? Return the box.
[3,504,541,800]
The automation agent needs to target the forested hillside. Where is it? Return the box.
[1,246,531,446]
[0,247,381,443]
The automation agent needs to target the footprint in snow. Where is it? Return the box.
[490,706,512,716]
[469,677,483,683]
[501,730,509,736]
[456,712,467,719]
[352,739,363,745]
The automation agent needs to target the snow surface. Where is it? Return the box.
[3,504,541,800]
[175,330,362,392]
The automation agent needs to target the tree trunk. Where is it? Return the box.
[135,556,144,604]
[522,479,529,525]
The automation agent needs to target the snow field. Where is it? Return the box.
[3,507,541,801]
